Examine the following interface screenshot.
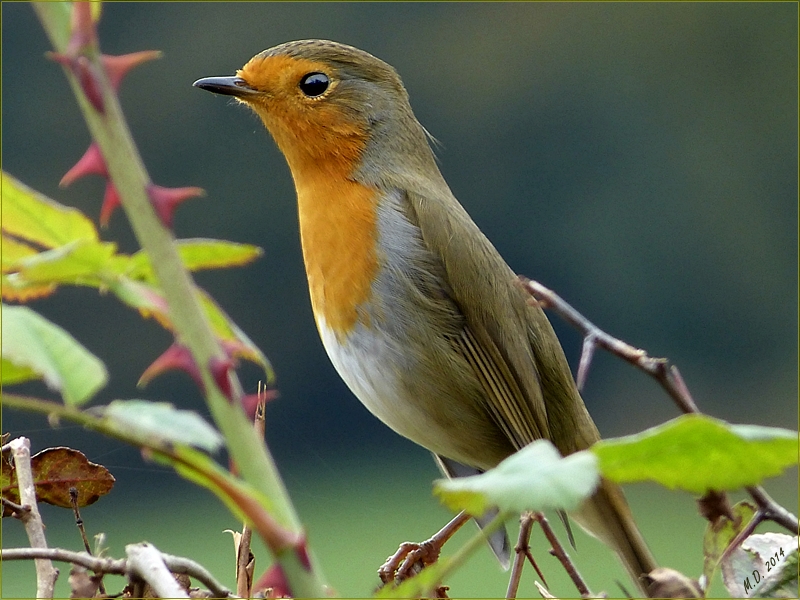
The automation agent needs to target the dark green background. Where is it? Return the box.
[2,2,797,597]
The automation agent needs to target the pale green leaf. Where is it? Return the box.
[1,304,107,405]
[129,239,263,281]
[10,239,119,284]
[101,400,223,452]
[434,440,599,516]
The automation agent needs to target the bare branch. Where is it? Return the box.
[9,437,59,598]
[534,513,592,598]
[746,486,799,534]
[1,495,30,517]
[126,542,189,598]
[506,512,547,599]
[519,277,700,414]
[2,546,232,598]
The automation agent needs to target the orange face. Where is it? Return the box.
[234,51,380,339]
[235,53,369,177]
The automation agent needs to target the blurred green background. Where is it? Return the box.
[2,2,797,598]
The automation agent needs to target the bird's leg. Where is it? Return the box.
[378,511,471,587]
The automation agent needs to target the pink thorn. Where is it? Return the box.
[102,51,162,92]
[209,356,234,401]
[47,51,73,69]
[254,564,292,598]
[99,181,121,227]
[146,184,205,229]
[139,343,203,391]
[60,143,107,187]
[240,394,261,420]
[240,389,278,421]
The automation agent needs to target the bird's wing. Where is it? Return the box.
[405,188,557,450]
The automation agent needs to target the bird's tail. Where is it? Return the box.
[572,477,657,596]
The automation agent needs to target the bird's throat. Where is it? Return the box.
[293,164,380,339]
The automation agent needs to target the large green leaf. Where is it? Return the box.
[1,171,98,247]
[433,440,599,516]
[1,304,107,405]
[592,414,798,493]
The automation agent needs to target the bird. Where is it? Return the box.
[194,39,657,593]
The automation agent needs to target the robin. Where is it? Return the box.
[194,40,657,592]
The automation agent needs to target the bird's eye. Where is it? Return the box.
[299,72,330,97]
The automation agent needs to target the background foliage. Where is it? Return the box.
[2,2,797,597]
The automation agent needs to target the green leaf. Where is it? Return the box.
[10,239,119,285]
[129,238,263,281]
[0,356,40,385]
[100,400,223,453]
[702,501,757,588]
[592,414,799,493]
[433,440,599,516]
[1,171,98,248]
[1,235,39,269]
[1,304,107,405]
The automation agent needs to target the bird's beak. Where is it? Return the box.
[193,76,258,98]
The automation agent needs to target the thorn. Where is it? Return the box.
[253,564,292,599]
[60,143,107,187]
[241,389,278,421]
[99,181,121,227]
[139,343,203,391]
[209,356,234,401]
[146,184,205,229]
[102,51,162,91]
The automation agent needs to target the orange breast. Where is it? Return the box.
[295,167,379,339]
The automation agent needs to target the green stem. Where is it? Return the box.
[31,3,327,595]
